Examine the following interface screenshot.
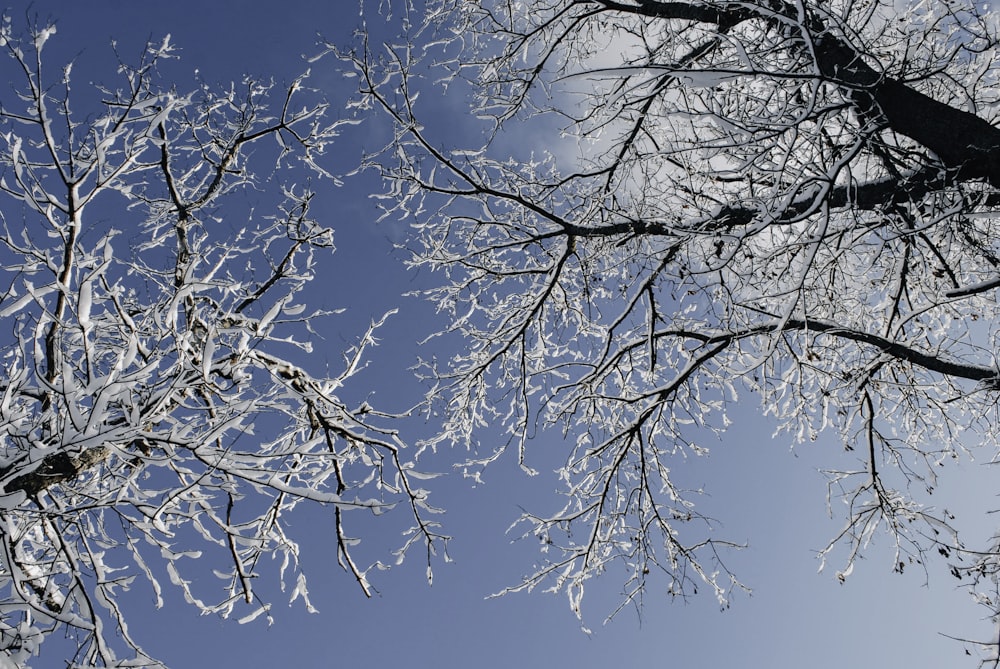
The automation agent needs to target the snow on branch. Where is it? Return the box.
[0,21,439,668]
[355,0,1000,646]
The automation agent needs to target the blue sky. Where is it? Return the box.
[6,0,998,666]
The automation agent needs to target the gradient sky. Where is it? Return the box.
[5,1,998,667]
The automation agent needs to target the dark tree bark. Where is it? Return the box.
[609,0,1000,186]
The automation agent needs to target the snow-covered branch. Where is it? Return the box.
[0,23,438,668]
[355,0,1000,649]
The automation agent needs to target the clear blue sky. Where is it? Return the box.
[8,1,996,666]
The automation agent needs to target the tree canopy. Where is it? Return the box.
[355,0,1000,656]
[0,21,440,668]
[4,0,1000,665]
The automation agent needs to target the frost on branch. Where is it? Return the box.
[0,23,441,668]
[359,0,1000,643]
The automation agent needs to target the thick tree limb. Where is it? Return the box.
[657,317,998,385]
[5,446,111,498]
[601,0,1000,184]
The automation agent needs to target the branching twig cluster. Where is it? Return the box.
[0,22,442,668]
[355,0,1000,653]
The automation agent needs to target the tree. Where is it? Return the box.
[355,0,1000,656]
[0,22,442,668]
